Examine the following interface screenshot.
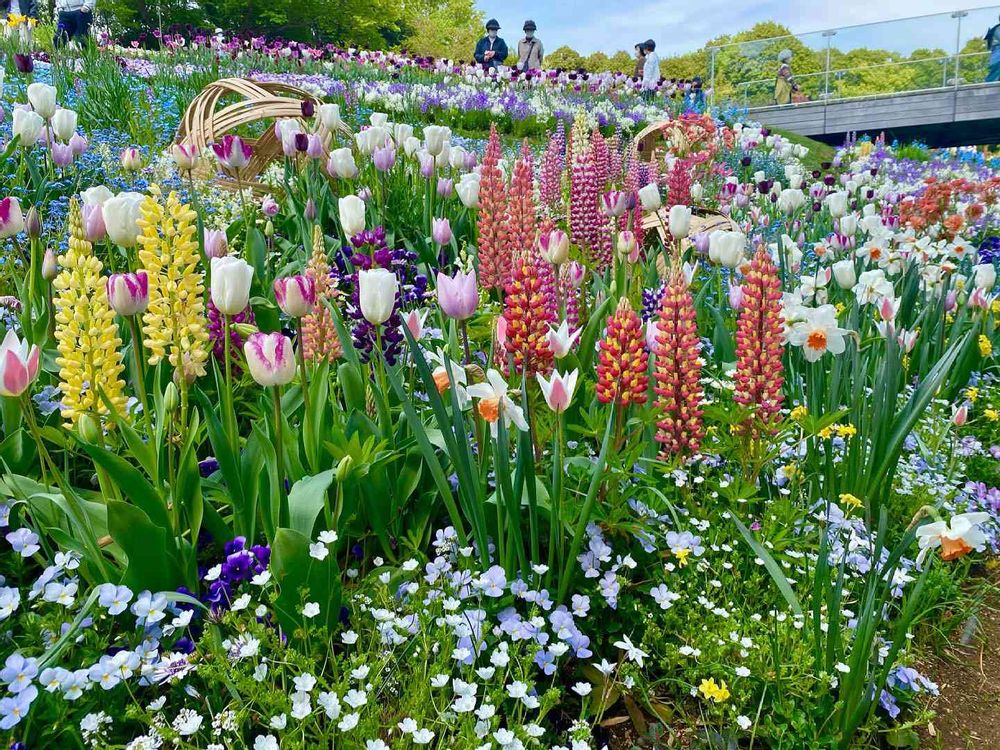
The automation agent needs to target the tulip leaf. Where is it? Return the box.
[287,469,335,539]
[107,501,180,592]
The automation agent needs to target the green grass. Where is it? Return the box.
[770,126,837,171]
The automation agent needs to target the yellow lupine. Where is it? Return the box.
[137,189,209,382]
[52,200,127,427]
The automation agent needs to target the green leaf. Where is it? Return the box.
[271,528,342,638]
[287,469,335,539]
[107,501,179,592]
[75,438,170,532]
[731,514,802,617]
[576,296,613,373]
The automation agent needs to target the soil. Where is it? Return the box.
[919,582,1000,749]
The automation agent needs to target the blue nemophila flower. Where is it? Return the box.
[97,583,134,616]
[131,591,169,627]
[5,528,39,557]
[0,685,37,730]
[1,653,38,694]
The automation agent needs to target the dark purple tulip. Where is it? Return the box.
[14,53,33,73]
[300,99,315,118]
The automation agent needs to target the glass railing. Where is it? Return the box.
[706,5,1000,108]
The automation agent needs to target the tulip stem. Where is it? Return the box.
[222,315,238,453]
[460,319,471,365]
[296,326,315,470]
[272,385,287,525]
[127,316,153,436]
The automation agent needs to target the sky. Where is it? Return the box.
[474,1,1000,56]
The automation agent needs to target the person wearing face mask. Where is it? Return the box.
[474,18,509,71]
[516,20,544,72]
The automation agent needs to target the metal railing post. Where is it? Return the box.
[822,30,836,100]
[952,10,968,88]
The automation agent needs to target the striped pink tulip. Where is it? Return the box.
[274,274,316,318]
[107,271,149,316]
[244,332,296,387]
[0,330,40,397]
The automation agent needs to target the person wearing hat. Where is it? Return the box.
[774,49,799,105]
[474,19,509,71]
[516,20,544,72]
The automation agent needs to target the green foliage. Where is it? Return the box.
[545,44,586,70]
[403,0,483,60]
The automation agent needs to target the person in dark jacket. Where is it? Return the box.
[474,19,508,70]
[1,0,38,17]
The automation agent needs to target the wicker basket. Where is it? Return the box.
[175,78,351,191]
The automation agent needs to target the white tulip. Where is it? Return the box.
[11,109,43,147]
[403,136,421,157]
[777,188,805,215]
[637,183,661,211]
[825,191,849,218]
[832,259,857,290]
[210,256,255,316]
[690,183,704,201]
[456,174,480,208]
[839,214,858,237]
[81,185,114,206]
[708,230,746,268]
[317,103,341,131]
[327,148,358,179]
[26,83,57,119]
[973,263,996,291]
[103,192,146,247]
[358,268,398,325]
[338,195,366,237]
[668,204,691,239]
[51,108,77,142]
[369,112,388,128]
[393,123,413,148]
[423,125,450,157]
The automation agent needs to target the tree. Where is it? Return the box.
[403,0,484,61]
[545,45,585,70]
[608,50,634,75]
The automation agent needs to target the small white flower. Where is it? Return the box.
[737,715,752,730]
[253,736,279,750]
[338,712,360,731]
[506,681,528,699]
[318,530,338,544]
[412,728,435,745]
[231,593,251,611]
[269,714,287,730]
[302,602,320,618]
[309,542,329,560]
[343,689,368,708]
[572,682,592,696]
[835,662,850,674]
[398,717,418,734]
[342,630,359,644]
[430,673,449,688]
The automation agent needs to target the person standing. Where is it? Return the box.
[986,15,1000,83]
[516,20,543,71]
[55,0,95,46]
[774,49,799,105]
[641,39,660,101]
[633,43,645,79]
[474,19,508,71]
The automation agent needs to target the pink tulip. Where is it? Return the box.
[536,369,578,413]
[261,194,279,217]
[565,261,586,289]
[120,147,142,171]
[212,134,252,171]
[431,217,452,246]
[538,229,569,265]
[879,295,898,321]
[51,142,74,167]
[437,178,454,197]
[171,143,199,171]
[305,134,324,160]
[727,283,744,310]
[204,229,228,259]
[952,402,968,427]
[546,321,580,358]
[69,133,88,157]
[967,287,990,310]
[0,330,40,397]
[243,332,296,387]
[436,270,478,320]
[600,190,628,218]
[944,290,957,312]
[373,143,396,172]
[81,203,106,243]
[274,274,316,318]
[0,197,24,239]
[107,271,149,316]
[401,309,427,340]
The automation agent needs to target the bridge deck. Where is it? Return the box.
[747,83,1000,147]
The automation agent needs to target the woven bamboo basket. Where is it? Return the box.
[175,78,351,191]
[632,120,671,164]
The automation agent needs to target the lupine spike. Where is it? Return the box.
[52,199,128,427]
[596,297,649,406]
[734,248,785,436]
[476,123,509,290]
[503,251,555,376]
[653,270,704,457]
[301,225,342,363]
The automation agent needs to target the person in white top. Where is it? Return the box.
[641,39,660,101]
[55,0,94,47]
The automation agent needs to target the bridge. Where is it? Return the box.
[708,5,1000,147]
[747,83,1000,147]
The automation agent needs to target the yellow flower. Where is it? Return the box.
[992,299,1000,314]
[902,354,910,370]
[698,678,731,703]
[818,426,833,440]
[834,302,846,315]
[834,423,857,438]
[985,409,999,422]
[674,548,691,567]
[138,190,209,383]
[979,335,993,358]
[965,387,979,403]
[52,200,127,427]
[839,493,863,510]
[790,405,808,421]
[783,463,799,480]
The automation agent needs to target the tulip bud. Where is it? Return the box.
[832,259,856,290]
[431,217,452,246]
[728,283,744,310]
[274,275,316,318]
[617,230,638,262]
[77,413,102,444]
[107,271,149,316]
[637,183,661,211]
[952,403,968,427]
[120,147,143,171]
[539,229,569,265]
[171,143,199,172]
[232,322,260,339]
[0,197,24,239]
[335,454,354,482]
[358,268,398,325]
[41,248,58,280]
[24,206,40,238]
[163,381,180,413]
[338,195,365,237]
[436,270,478,320]
[261,194,279,217]
[304,198,316,222]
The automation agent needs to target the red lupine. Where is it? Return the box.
[733,248,785,436]
[477,124,509,290]
[570,146,612,267]
[534,217,560,321]
[596,298,648,406]
[505,140,539,263]
[654,272,704,457]
[503,252,555,376]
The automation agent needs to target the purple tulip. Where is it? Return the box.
[373,143,396,172]
[274,274,316,317]
[260,195,279,217]
[107,271,149,316]
[81,203,106,243]
[436,269,477,320]
[51,142,74,167]
[431,217,452,246]
[204,229,228,259]
[436,178,453,197]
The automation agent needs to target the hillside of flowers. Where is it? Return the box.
[1,18,1000,750]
